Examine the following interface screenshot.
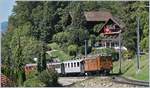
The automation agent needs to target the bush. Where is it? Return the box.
[92,48,119,61]
[23,77,45,87]
[25,70,38,80]
[38,69,59,87]
[122,50,134,60]
[67,44,78,56]
[94,48,113,55]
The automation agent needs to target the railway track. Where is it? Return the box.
[59,75,149,87]
[112,76,149,87]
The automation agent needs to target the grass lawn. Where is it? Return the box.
[111,54,149,81]
[47,50,73,61]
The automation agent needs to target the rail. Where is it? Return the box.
[112,76,149,87]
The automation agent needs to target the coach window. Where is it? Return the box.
[65,63,67,67]
[77,62,79,67]
[74,62,76,67]
[71,63,73,67]
[68,63,70,68]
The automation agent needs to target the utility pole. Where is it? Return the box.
[84,29,87,58]
[119,31,122,74]
[136,17,140,72]
[85,39,87,57]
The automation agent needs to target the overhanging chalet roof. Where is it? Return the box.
[84,11,112,21]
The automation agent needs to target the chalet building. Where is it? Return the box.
[84,11,126,51]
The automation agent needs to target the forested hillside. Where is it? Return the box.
[1,1,149,86]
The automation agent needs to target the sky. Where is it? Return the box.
[0,0,16,24]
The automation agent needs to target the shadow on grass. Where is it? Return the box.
[123,63,133,73]
[109,73,122,76]
[46,83,63,87]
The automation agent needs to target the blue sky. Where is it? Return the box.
[0,0,16,24]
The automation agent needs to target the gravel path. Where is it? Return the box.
[58,77,88,86]
[59,76,143,87]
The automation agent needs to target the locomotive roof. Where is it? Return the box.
[85,54,112,60]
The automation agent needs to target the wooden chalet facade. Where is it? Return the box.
[98,18,122,48]
[84,11,123,49]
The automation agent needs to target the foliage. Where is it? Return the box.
[37,44,47,73]
[52,31,70,45]
[24,70,45,87]
[89,35,96,46]
[26,70,38,80]
[122,1,149,52]
[140,37,148,52]
[122,50,134,60]
[93,23,104,34]
[3,1,149,86]
[92,48,118,61]
[112,54,149,81]
[47,42,60,50]
[79,46,92,55]
[67,44,78,56]
[94,48,114,55]
[38,69,59,87]
[23,77,45,87]
[47,50,72,61]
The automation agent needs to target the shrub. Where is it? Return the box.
[38,69,59,87]
[122,50,135,60]
[23,77,45,87]
[25,70,38,80]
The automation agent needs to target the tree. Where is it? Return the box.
[122,1,148,52]
[67,2,86,28]
[68,44,78,56]
[2,24,43,86]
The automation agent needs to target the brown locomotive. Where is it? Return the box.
[84,55,113,74]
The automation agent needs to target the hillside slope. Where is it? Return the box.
[112,54,149,81]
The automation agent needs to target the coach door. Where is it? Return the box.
[80,61,84,73]
[61,63,65,74]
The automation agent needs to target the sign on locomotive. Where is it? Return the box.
[25,55,113,75]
